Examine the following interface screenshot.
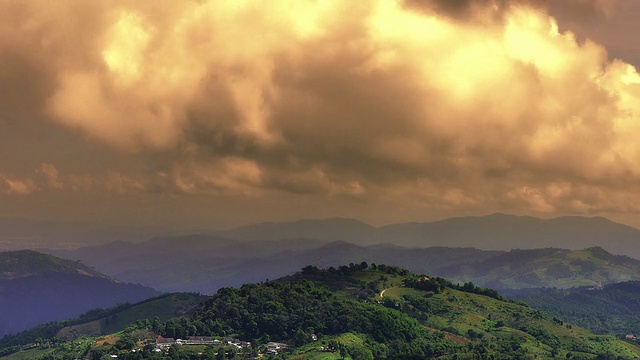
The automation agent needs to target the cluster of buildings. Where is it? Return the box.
[151,334,320,356]
[587,282,604,291]
[153,335,296,356]
[154,335,251,349]
[265,342,288,355]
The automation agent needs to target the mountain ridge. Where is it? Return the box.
[47,237,640,294]
[438,246,640,290]
[0,250,160,336]
[0,249,110,280]
[221,213,640,258]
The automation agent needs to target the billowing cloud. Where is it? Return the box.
[3,0,640,221]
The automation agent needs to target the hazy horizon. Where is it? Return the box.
[1,211,639,232]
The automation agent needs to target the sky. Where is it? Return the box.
[2,0,640,230]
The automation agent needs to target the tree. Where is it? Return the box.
[340,343,348,359]
[152,316,163,333]
[329,340,339,352]
[293,329,308,346]
[216,347,225,360]
[349,345,374,360]
[226,346,237,359]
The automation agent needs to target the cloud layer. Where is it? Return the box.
[3,0,640,224]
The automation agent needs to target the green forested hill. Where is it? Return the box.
[508,281,640,336]
[438,246,640,290]
[3,264,640,359]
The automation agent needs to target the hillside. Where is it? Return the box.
[0,250,159,336]
[0,249,109,280]
[0,292,207,350]
[507,281,640,337]
[438,246,640,290]
[6,264,640,359]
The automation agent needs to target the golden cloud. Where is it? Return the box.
[3,0,640,216]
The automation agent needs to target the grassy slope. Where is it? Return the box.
[244,266,640,358]
[283,269,640,359]
[55,292,207,339]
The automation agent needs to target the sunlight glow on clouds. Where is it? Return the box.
[3,0,640,224]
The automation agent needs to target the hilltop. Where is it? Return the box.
[5,264,640,359]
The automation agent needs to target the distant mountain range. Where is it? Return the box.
[0,250,159,336]
[49,239,640,295]
[4,213,639,258]
[219,213,640,258]
[0,217,192,250]
[48,238,500,293]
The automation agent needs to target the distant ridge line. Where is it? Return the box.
[220,213,640,259]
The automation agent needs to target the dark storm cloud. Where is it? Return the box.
[403,0,549,20]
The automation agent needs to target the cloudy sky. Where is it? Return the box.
[2,0,640,229]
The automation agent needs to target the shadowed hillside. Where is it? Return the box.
[0,250,159,336]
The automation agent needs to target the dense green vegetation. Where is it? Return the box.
[439,247,640,290]
[3,264,640,359]
[508,281,640,336]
